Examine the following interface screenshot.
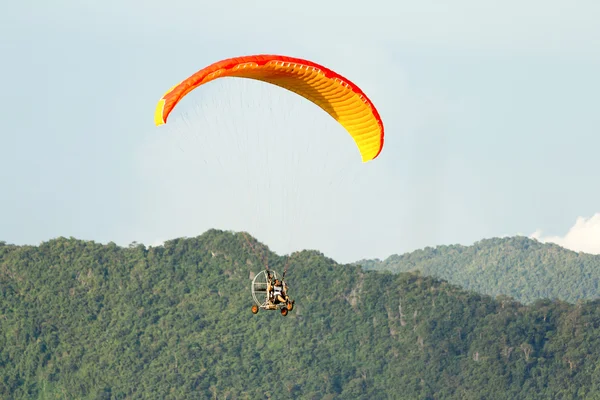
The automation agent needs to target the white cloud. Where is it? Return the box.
[149,239,165,248]
[530,213,600,254]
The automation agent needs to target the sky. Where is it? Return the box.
[1,0,599,263]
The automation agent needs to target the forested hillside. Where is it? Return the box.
[1,231,599,399]
[356,236,600,304]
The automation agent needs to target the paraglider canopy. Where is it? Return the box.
[154,54,384,162]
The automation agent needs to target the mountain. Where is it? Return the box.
[1,231,600,399]
[355,236,600,304]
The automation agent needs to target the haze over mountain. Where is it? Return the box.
[1,230,599,399]
[355,236,600,305]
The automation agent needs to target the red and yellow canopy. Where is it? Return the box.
[154,54,384,162]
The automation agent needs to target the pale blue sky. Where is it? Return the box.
[1,0,599,263]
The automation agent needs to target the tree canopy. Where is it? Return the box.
[1,230,599,399]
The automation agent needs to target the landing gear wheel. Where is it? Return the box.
[251,305,259,314]
[281,307,288,317]
[286,300,294,311]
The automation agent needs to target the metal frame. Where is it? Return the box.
[251,269,284,310]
